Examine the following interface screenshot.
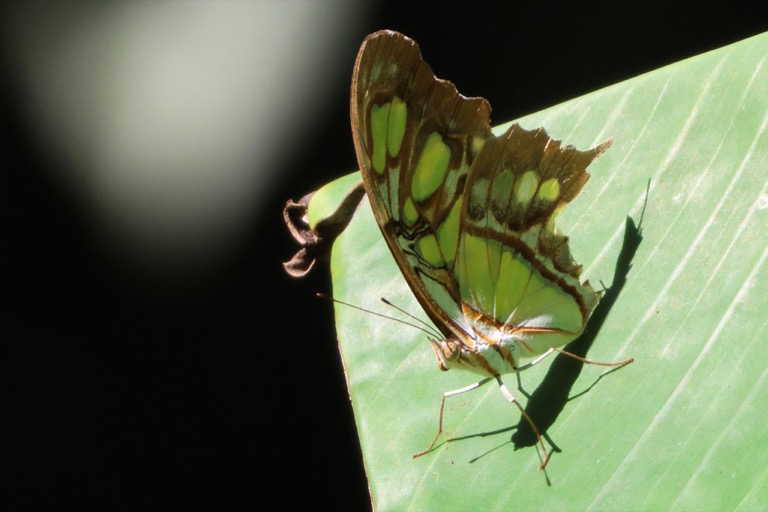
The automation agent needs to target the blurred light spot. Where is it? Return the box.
[5,1,369,284]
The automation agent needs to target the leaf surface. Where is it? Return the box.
[330,32,768,511]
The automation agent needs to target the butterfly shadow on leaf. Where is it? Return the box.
[511,211,645,453]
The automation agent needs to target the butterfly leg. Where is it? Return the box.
[553,348,634,368]
[514,347,633,400]
[412,377,493,458]
[554,349,634,401]
[514,347,633,372]
[496,376,552,470]
[514,348,558,399]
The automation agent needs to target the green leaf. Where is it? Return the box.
[330,32,768,511]
[306,172,362,229]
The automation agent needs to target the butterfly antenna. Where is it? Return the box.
[380,298,443,339]
[317,293,437,338]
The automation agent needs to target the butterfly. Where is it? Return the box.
[349,30,632,469]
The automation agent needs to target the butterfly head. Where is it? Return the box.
[428,335,517,378]
[428,338,461,372]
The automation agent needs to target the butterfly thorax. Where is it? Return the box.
[430,302,586,378]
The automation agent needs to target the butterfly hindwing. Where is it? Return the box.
[456,125,610,357]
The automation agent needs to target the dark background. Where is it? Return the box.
[4,1,766,508]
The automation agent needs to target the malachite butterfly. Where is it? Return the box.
[350,30,632,469]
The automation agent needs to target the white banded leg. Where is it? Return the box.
[495,375,552,470]
[412,377,493,458]
[413,375,552,469]
[414,351,633,468]
[514,347,634,384]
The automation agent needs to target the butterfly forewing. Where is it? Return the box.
[351,30,492,341]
